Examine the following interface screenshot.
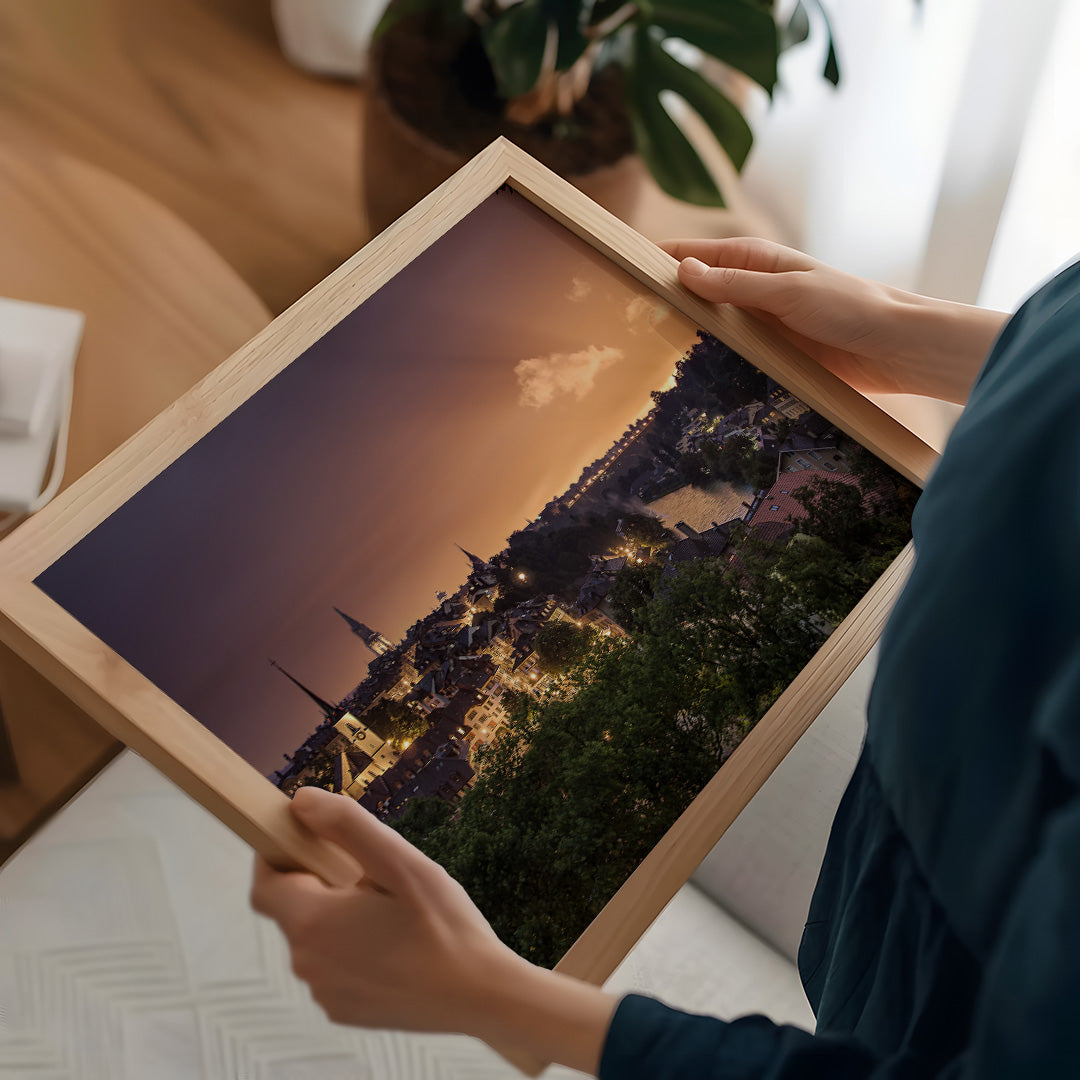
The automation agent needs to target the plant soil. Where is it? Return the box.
[376,13,635,176]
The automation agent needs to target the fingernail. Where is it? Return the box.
[681,257,710,277]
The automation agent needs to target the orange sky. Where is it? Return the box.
[37,190,701,774]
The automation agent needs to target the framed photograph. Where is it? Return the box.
[0,139,935,989]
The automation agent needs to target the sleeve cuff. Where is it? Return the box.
[597,993,840,1080]
[598,994,733,1080]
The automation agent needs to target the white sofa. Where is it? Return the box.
[0,649,874,1079]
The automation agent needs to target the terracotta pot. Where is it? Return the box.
[360,43,646,236]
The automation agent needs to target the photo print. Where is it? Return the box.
[36,188,919,966]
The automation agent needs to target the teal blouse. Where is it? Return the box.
[600,260,1080,1078]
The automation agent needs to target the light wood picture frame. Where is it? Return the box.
[0,139,936,992]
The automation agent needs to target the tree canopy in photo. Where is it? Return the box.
[533,619,598,674]
[490,509,625,610]
[361,697,429,748]
[616,512,675,552]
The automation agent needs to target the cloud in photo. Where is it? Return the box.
[567,275,593,302]
[515,345,623,408]
[625,294,670,332]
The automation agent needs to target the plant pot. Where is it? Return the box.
[360,13,646,235]
[272,0,384,78]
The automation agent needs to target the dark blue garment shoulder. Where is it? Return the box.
[599,260,1080,1080]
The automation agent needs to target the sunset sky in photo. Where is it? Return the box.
[37,190,700,775]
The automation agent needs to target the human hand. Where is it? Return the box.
[251,786,511,1033]
[661,237,1007,404]
[251,787,617,1075]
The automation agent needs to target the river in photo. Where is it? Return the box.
[646,478,754,533]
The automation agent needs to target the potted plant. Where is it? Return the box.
[362,0,838,232]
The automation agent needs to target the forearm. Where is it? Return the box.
[469,946,619,1076]
[879,287,1009,404]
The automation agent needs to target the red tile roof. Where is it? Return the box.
[747,469,862,535]
[748,521,794,544]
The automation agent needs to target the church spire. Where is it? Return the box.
[457,544,491,574]
[269,659,338,719]
[333,607,392,656]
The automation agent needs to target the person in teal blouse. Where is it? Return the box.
[251,238,1079,1077]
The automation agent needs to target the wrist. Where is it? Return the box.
[885,288,1009,403]
[468,945,619,1075]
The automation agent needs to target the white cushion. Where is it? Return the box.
[691,645,875,960]
[603,882,814,1029]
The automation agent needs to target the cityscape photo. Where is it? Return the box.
[35,188,918,966]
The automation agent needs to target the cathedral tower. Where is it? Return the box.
[334,607,392,655]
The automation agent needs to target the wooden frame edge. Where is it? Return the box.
[0,576,359,886]
[0,138,936,998]
[493,140,937,490]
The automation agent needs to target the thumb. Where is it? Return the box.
[290,786,424,893]
[678,256,791,313]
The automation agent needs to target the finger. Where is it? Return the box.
[659,237,815,275]
[290,786,429,893]
[250,853,331,923]
[677,258,807,316]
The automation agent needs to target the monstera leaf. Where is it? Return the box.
[625,25,756,205]
[623,0,777,204]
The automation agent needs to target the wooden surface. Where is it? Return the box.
[0,0,359,857]
[0,0,778,318]
[0,147,271,488]
[0,144,271,859]
[0,141,937,973]
[0,0,367,316]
